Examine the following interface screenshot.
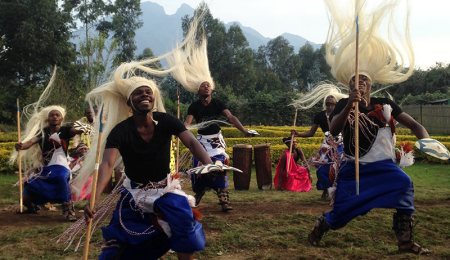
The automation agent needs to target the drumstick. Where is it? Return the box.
[287,109,298,172]
[83,107,104,260]
[17,99,23,213]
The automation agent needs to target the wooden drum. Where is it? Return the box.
[232,144,253,190]
[254,143,272,190]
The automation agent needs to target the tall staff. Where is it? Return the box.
[176,88,181,173]
[16,99,23,213]
[287,109,298,172]
[354,12,360,195]
[83,107,104,260]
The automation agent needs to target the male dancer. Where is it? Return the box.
[82,71,213,259]
[307,0,430,254]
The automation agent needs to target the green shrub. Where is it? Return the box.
[0,132,18,142]
[0,142,15,174]
[1,128,448,174]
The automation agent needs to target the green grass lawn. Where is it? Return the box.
[0,162,449,259]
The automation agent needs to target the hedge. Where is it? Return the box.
[0,132,18,142]
[1,127,448,174]
[0,127,425,141]
[0,142,15,174]
[220,126,420,138]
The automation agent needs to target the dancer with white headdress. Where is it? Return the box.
[62,57,216,258]
[308,0,433,254]
[10,68,85,221]
[166,10,259,212]
[291,83,347,199]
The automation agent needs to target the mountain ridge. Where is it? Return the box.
[73,1,321,57]
[135,2,321,56]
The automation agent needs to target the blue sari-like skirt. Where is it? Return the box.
[100,191,205,259]
[316,164,332,190]
[325,159,415,229]
[24,165,71,204]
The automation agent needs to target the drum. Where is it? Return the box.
[232,144,253,190]
[254,144,272,190]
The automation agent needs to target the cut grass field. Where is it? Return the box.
[0,162,449,259]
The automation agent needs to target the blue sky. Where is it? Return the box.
[144,0,450,70]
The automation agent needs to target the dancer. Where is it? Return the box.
[11,69,84,221]
[291,83,347,199]
[13,105,82,221]
[73,61,214,259]
[308,0,430,254]
[166,12,258,211]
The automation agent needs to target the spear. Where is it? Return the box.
[176,88,181,173]
[354,11,360,196]
[83,106,104,260]
[287,109,298,172]
[16,99,23,213]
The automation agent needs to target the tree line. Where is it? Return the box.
[0,1,449,130]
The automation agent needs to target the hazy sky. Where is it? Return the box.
[144,0,450,70]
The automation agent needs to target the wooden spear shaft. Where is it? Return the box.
[16,99,23,213]
[354,15,360,196]
[83,107,104,260]
[176,88,181,173]
[287,109,298,172]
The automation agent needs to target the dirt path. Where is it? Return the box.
[1,198,448,228]
[0,205,69,227]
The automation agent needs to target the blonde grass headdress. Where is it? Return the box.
[9,67,66,172]
[324,0,414,85]
[291,82,349,111]
[70,61,169,198]
[166,10,214,93]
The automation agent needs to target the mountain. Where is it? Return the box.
[74,2,321,57]
[135,2,189,56]
[135,2,321,56]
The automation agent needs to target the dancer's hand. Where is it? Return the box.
[290,130,298,137]
[15,142,24,151]
[84,204,95,222]
[50,139,62,148]
[347,87,361,108]
[49,133,62,148]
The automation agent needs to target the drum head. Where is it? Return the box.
[415,138,450,160]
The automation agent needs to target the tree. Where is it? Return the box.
[112,0,142,66]
[62,0,114,90]
[262,36,300,90]
[136,48,162,69]
[0,0,76,124]
[220,25,257,95]
[0,0,75,84]
[78,33,118,88]
[297,43,315,87]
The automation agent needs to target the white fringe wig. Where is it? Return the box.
[291,82,349,111]
[166,11,214,93]
[9,67,66,174]
[324,0,414,85]
[70,62,168,198]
